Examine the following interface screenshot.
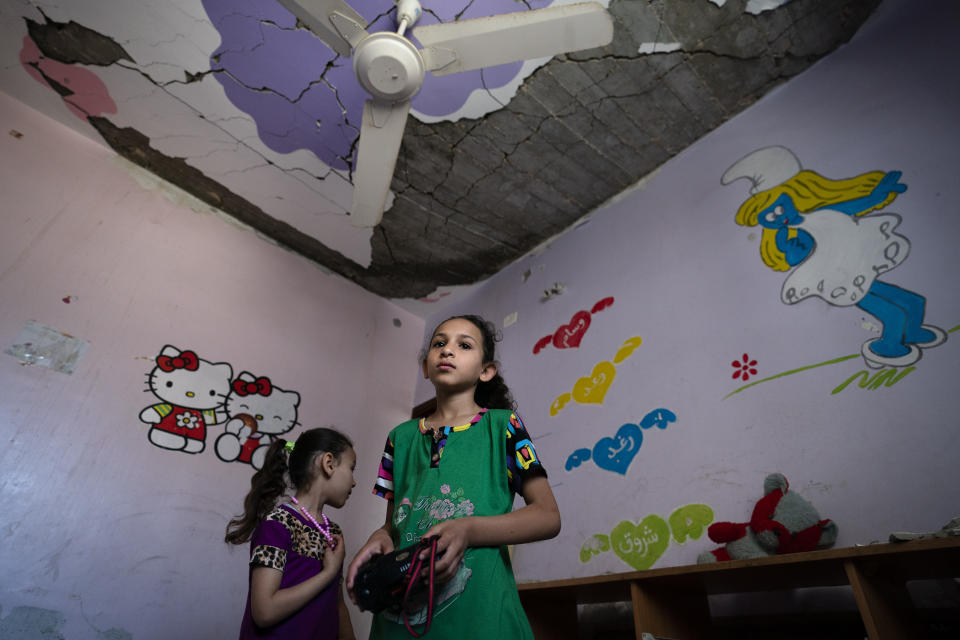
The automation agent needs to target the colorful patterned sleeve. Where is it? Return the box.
[373,435,395,500]
[505,412,547,495]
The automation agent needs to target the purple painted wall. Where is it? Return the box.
[203,0,552,169]
[417,0,960,587]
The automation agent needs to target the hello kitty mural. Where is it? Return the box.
[215,372,301,469]
[139,346,303,464]
[139,346,233,454]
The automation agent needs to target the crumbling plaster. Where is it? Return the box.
[14,0,880,299]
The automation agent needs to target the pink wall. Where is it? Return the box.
[0,90,423,638]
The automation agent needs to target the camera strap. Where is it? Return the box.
[401,536,439,637]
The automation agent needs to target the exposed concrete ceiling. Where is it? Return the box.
[1,0,880,300]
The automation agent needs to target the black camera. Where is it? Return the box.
[353,536,440,614]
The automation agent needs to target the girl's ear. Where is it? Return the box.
[479,361,497,383]
[421,359,429,379]
[318,451,337,478]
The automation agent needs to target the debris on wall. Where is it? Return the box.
[4,320,89,374]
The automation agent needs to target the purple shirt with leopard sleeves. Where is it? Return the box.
[237,504,341,639]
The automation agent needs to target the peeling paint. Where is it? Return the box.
[0,606,66,639]
[111,154,228,218]
[746,0,795,15]
[1,0,881,300]
[25,15,133,66]
[638,42,682,55]
[19,35,117,120]
[0,605,135,640]
[707,0,795,12]
[4,320,89,374]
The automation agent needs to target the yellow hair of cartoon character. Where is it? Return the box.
[734,170,900,271]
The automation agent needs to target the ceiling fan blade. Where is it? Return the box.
[415,1,613,76]
[350,99,411,227]
[276,0,368,57]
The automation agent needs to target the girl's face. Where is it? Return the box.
[422,318,496,392]
[326,447,356,509]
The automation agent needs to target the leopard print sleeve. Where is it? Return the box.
[250,543,287,571]
[249,506,294,571]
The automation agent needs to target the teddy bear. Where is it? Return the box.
[697,473,838,563]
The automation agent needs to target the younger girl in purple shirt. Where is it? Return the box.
[226,427,357,639]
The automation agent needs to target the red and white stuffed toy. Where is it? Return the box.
[698,473,838,563]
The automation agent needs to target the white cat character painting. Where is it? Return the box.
[139,345,233,454]
[215,371,301,469]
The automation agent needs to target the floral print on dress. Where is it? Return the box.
[397,484,477,531]
[430,498,456,520]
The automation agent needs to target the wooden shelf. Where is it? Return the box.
[517,537,960,639]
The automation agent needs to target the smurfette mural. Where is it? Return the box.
[723,146,947,369]
[215,372,301,469]
[139,346,233,453]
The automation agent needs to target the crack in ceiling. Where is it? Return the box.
[14,0,881,299]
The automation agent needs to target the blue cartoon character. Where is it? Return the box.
[723,146,947,368]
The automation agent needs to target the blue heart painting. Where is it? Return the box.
[592,423,643,475]
[565,448,592,471]
[640,408,677,430]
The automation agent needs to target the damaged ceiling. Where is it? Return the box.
[0,0,880,300]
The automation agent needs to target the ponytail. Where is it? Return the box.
[225,439,289,545]
[225,427,353,545]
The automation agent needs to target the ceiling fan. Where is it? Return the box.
[276,0,615,227]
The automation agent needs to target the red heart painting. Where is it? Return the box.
[532,336,553,354]
[591,296,614,314]
[532,297,616,354]
[553,310,591,349]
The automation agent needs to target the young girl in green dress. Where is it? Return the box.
[346,315,561,638]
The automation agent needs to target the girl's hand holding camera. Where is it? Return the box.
[420,518,470,583]
[346,526,394,604]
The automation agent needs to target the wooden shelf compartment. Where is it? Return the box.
[517,537,960,640]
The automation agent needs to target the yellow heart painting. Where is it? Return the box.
[572,361,616,404]
[549,335,642,416]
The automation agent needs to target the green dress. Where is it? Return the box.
[369,409,535,639]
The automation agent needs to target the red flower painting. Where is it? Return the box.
[732,353,758,381]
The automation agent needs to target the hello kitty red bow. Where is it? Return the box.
[157,350,199,372]
[233,377,272,396]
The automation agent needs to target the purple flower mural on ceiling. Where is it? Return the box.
[201,0,552,171]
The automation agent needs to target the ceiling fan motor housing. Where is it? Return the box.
[353,32,425,102]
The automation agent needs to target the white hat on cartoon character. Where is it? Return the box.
[722,146,802,194]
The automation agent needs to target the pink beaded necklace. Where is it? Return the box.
[290,495,335,547]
